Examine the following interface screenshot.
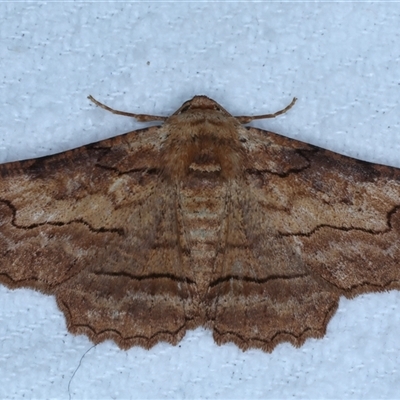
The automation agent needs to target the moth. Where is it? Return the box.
[1,95,400,352]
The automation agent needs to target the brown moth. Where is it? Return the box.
[1,95,400,352]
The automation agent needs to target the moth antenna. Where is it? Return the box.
[236,97,297,124]
[88,95,168,122]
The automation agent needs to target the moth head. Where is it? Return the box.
[173,95,233,117]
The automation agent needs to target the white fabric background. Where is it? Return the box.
[1,2,400,399]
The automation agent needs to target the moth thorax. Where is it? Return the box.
[162,137,244,181]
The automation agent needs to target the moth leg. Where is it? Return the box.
[87,95,167,122]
